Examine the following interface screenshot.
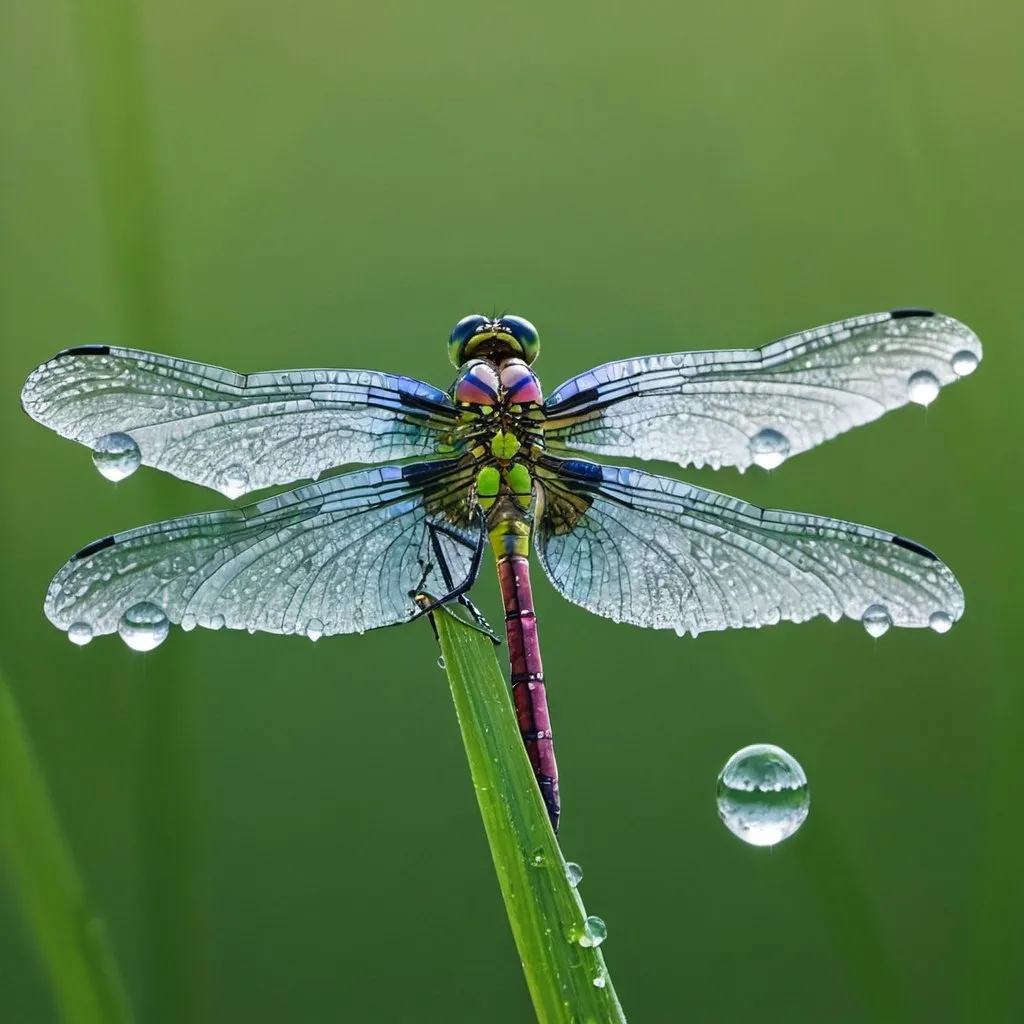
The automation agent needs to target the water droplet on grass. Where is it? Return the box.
[717,743,809,847]
[565,862,584,887]
[578,916,607,948]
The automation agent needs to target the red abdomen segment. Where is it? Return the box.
[497,554,560,831]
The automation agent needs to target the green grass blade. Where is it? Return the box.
[0,667,134,1024]
[434,610,628,1024]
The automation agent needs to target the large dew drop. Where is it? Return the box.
[907,370,940,406]
[117,601,170,652]
[67,622,94,647]
[717,743,809,847]
[951,350,979,377]
[218,464,250,500]
[91,432,141,482]
[565,862,584,887]
[861,603,892,638]
[929,610,954,634]
[749,428,791,470]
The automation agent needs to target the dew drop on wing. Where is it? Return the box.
[907,370,940,406]
[91,432,141,482]
[748,428,790,470]
[861,604,892,638]
[306,618,324,642]
[217,464,250,500]
[117,602,170,652]
[716,743,810,847]
[564,861,584,887]
[577,915,607,948]
[951,350,979,377]
[209,614,225,630]
[929,610,954,634]
[67,622,93,646]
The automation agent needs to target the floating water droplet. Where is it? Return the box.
[716,743,810,847]
[209,613,225,630]
[306,618,324,642]
[67,622,93,646]
[593,976,606,989]
[861,603,892,638]
[951,350,978,377]
[578,916,607,948]
[907,370,940,406]
[91,432,141,482]
[117,602,170,652]
[928,610,954,634]
[218,464,250,500]
[749,428,790,470]
[437,655,446,670]
[565,862,584,887]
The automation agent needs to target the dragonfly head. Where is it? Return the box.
[448,313,540,367]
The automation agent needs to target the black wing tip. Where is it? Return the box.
[58,344,112,357]
[892,534,939,560]
[73,535,116,560]
[890,307,935,320]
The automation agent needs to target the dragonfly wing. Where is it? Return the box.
[534,458,963,636]
[22,346,459,495]
[543,310,981,470]
[44,459,483,638]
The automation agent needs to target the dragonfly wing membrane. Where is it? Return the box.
[543,311,981,470]
[22,347,459,495]
[45,460,483,638]
[535,458,963,636]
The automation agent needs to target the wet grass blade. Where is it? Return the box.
[0,667,134,1024]
[434,609,627,1024]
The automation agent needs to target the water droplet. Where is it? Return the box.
[749,428,790,470]
[437,655,446,670]
[218,464,250,500]
[951,350,978,377]
[593,976,606,989]
[117,602,170,652]
[209,614,225,630]
[929,610,954,634]
[529,848,547,867]
[180,613,197,632]
[716,743,810,847]
[907,370,940,406]
[565,862,584,887]
[306,618,324,642]
[67,622,93,646]
[91,432,141,482]
[578,916,607,948]
[861,603,892,638]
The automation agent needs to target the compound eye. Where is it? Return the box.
[497,315,540,365]
[448,314,490,367]
[454,360,500,406]
[500,359,543,405]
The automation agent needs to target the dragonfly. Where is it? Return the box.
[21,308,982,831]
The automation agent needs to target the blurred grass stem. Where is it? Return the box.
[0,666,134,1024]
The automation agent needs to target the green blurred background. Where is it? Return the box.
[1,0,1020,1020]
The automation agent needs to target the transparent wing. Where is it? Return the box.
[543,310,981,470]
[44,459,483,639]
[22,346,460,496]
[535,458,963,636]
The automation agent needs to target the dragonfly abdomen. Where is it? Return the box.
[496,547,560,832]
